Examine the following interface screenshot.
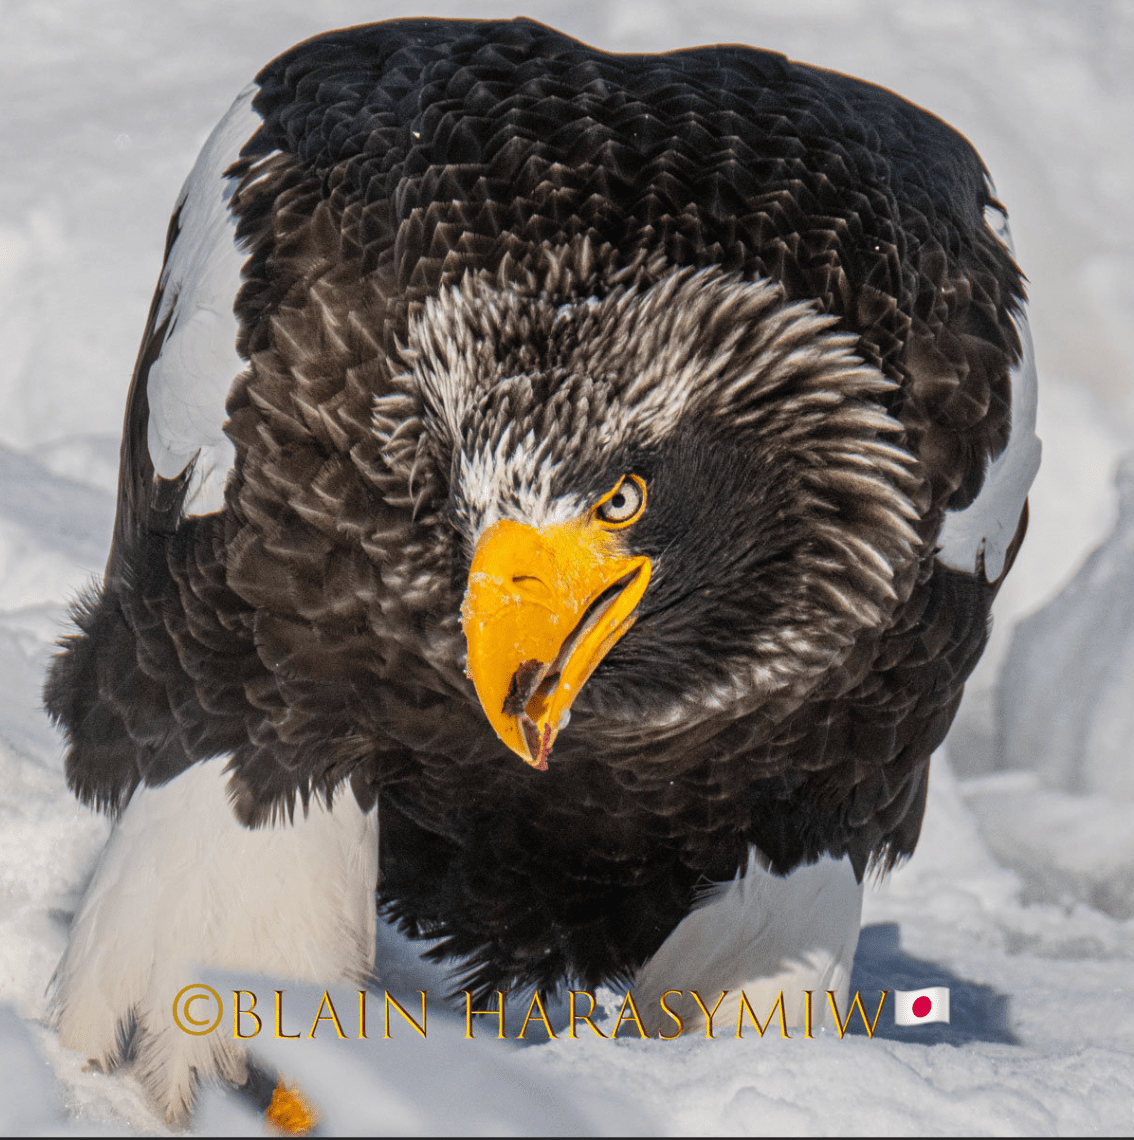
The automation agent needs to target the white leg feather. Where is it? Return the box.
[49,758,378,1123]
[635,850,863,1037]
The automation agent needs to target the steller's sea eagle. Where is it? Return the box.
[45,17,1039,1125]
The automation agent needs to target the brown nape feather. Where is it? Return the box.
[44,17,1033,998]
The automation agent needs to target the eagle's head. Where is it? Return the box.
[382,242,923,769]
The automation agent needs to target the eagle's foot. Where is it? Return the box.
[265,1081,321,1135]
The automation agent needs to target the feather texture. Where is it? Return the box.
[49,758,377,1121]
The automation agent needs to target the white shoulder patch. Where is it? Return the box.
[146,84,268,518]
[633,850,864,1037]
[937,215,1041,580]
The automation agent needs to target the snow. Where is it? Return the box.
[999,453,1134,802]
[2,0,1133,1134]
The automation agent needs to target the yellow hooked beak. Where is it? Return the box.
[460,493,651,770]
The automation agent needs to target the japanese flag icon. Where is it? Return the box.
[894,987,950,1026]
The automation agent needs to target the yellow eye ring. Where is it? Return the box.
[593,474,647,529]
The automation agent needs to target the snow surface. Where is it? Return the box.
[2,0,1133,1134]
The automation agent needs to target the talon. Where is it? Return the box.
[266,1081,319,1135]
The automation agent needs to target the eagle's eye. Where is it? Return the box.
[594,474,647,529]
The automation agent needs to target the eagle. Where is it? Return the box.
[45,16,1039,1126]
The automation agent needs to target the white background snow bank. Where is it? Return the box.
[1,0,1132,1134]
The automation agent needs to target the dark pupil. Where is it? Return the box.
[610,493,625,510]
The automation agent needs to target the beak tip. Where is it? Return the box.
[464,518,652,776]
[514,715,554,771]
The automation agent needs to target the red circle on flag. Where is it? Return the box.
[912,996,932,1018]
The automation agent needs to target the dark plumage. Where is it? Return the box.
[45,17,1037,1121]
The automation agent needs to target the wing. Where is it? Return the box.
[937,205,1040,580]
[44,85,267,813]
